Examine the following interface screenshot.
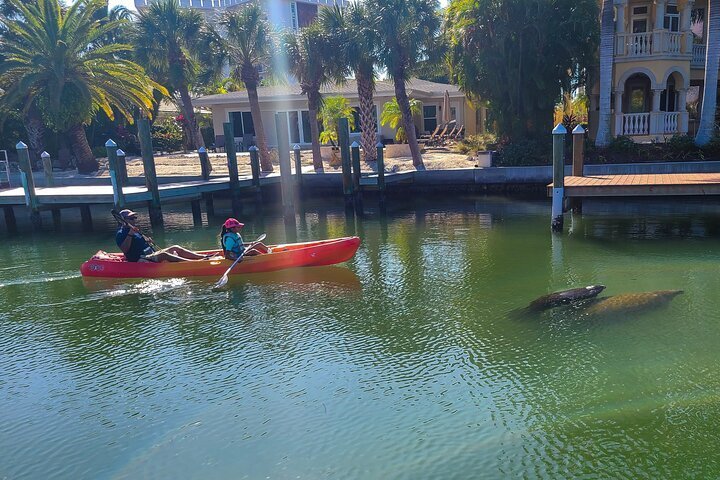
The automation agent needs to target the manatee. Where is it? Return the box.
[584,290,683,316]
[528,285,606,311]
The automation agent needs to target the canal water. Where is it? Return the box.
[2,196,720,479]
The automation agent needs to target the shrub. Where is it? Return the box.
[91,146,107,159]
[452,133,497,155]
[494,138,552,166]
[152,118,183,153]
[702,135,720,160]
[607,135,638,154]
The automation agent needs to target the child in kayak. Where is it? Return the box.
[220,218,269,260]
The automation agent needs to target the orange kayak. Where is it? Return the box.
[80,236,361,279]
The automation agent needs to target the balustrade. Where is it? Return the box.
[622,113,651,136]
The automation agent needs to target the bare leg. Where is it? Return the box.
[161,245,207,260]
[144,251,194,263]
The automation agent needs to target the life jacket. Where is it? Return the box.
[221,232,244,258]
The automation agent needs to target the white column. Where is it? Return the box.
[616,2,626,33]
[650,88,664,136]
[614,90,624,136]
[655,0,665,30]
[653,0,666,54]
[681,0,694,53]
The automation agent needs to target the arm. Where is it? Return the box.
[118,226,139,254]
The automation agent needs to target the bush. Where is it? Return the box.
[607,135,638,154]
[152,118,183,153]
[494,138,552,166]
[702,135,720,160]
[452,133,497,155]
[92,146,107,159]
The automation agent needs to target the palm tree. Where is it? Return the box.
[285,23,344,171]
[132,0,211,150]
[380,97,422,143]
[369,0,440,170]
[696,0,720,146]
[594,0,615,147]
[219,4,274,172]
[319,96,355,145]
[0,0,165,173]
[320,3,380,161]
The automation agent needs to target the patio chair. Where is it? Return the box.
[428,123,450,147]
[451,125,465,141]
[420,125,441,142]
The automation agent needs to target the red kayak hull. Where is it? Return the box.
[80,236,361,279]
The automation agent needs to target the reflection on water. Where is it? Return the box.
[2,196,720,478]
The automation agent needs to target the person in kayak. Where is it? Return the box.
[220,218,269,260]
[116,209,207,263]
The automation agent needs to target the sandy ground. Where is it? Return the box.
[90,147,477,178]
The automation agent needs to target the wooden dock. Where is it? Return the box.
[549,173,720,197]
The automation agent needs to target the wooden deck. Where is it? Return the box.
[549,173,720,197]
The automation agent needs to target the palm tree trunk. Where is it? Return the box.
[69,124,99,173]
[246,81,273,172]
[697,0,720,146]
[356,69,377,162]
[393,76,424,169]
[595,0,615,147]
[23,106,45,169]
[308,90,323,171]
[178,83,205,150]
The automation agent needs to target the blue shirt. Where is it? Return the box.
[222,232,245,258]
[116,226,153,262]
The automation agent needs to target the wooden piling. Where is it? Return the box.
[3,206,17,234]
[80,205,93,231]
[105,139,126,209]
[338,117,353,210]
[248,146,262,203]
[191,199,202,226]
[198,146,211,181]
[51,209,61,230]
[116,148,128,185]
[551,123,567,232]
[293,144,303,192]
[376,142,386,203]
[41,151,54,187]
[138,117,163,226]
[204,193,215,218]
[223,122,242,215]
[571,125,585,213]
[350,141,363,211]
[275,112,295,219]
[16,142,41,229]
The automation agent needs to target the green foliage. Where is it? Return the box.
[703,136,720,159]
[318,97,355,145]
[495,138,552,166]
[452,133,497,154]
[152,118,184,152]
[92,146,107,159]
[666,134,698,155]
[607,135,638,154]
[446,0,599,140]
[380,97,422,143]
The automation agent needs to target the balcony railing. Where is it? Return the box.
[661,112,679,134]
[661,31,682,54]
[622,113,651,135]
[692,44,706,66]
[616,32,653,57]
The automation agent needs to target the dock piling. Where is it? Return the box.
[376,142,386,204]
[116,148,128,185]
[223,122,242,216]
[293,144,303,193]
[3,207,17,234]
[138,117,163,226]
[16,142,41,229]
[204,193,215,218]
[350,141,363,212]
[274,112,295,220]
[41,151,54,187]
[338,118,353,210]
[571,125,585,213]
[248,146,262,203]
[105,139,125,209]
[80,205,93,231]
[198,147,211,181]
[551,123,567,232]
[191,199,202,226]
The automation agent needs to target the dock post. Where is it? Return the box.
[248,146,262,203]
[376,142,386,204]
[275,112,295,220]
[350,141,363,212]
[198,146,211,181]
[338,118,353,210]
[105,139,125,209]
[3,207,17,234]
[223,122,242,215]
[551,123,567,232]
[41,151,54,187]
[80,205,92,231]
[293,144,303,193]
[16,142,41,229]
[204,193,215,218]
[191,199,202,226]
[116,148,128,186]
[571,125,585,213]
[138,117,163,227]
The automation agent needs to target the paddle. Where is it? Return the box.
[212,233,267,290]
[111,209,160,250]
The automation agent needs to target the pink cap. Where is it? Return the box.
[223,218,244,229]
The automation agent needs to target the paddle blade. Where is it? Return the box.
[213,273,229,290]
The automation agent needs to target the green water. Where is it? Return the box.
[2,197,720,479]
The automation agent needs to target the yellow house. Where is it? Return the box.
[589,0,711,142]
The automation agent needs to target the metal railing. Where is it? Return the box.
[692,43,706,66]
[622,113,651,135]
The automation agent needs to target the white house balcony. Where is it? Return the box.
[615,31,688,58]
[691,44,706,67]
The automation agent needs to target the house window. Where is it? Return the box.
[301,111,312,143]
[288,111,300,144]
[450,106,457,121]
[629,88,647,113]
[423,106,437,133]
[664,5,680,32]
[632,6,648,33]
[230,111,255,137]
